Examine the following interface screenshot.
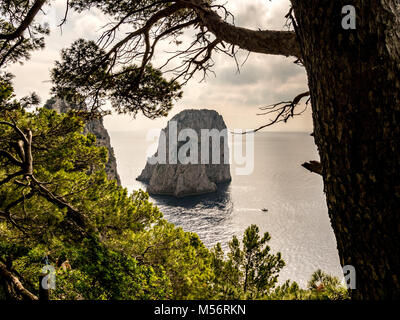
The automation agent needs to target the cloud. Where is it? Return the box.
[72,11,106,39]
[234,3,269,28]
[215,56,304,87]
[224,0,292,30]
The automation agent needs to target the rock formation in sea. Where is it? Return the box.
[44,98,121,185]
[137,109,231,197]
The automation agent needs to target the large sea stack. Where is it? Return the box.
[44,98,121,185]
[137,109,231,197]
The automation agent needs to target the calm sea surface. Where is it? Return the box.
[109,131,343,287]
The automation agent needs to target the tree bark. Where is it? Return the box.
[291,0,400,299]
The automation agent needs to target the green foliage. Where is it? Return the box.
[0,73,39,110]
[211,225,285,299]
[51,39,182,118]
[0,0,49,68]
[306,269,349,300]
[267,271,349,300]
[0,75,13,103]
[0,82,209,300]
[110,219,214,299]
[210,225,349,300]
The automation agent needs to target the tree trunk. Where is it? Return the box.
[291,0,400,299]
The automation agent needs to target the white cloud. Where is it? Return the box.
[72,11,106,39]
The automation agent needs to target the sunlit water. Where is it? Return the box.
[109,131,343,287]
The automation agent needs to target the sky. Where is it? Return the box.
[8,0,312,133]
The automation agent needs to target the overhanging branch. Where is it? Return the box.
[188,0,301,58]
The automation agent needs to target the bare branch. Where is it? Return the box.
[57,0,70,30]
[105,2,189,62]
[241,91,310,134]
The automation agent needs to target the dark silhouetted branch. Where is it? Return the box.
[302,161,322,175]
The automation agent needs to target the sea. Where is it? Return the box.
[109,130,344,288]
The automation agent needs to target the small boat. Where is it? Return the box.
[261,208,268,212]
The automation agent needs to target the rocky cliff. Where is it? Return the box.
[137,109,231,197]
[44,98,121,185]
